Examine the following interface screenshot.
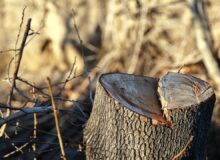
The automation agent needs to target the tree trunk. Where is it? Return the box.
[84,72,215,160]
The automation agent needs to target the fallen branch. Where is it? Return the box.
[0,106,53,126]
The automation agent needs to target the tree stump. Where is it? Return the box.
[84,72,215,160]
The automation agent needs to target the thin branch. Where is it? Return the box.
[17,77,48,95]
[31,86,38,160]
[15,6,27,54]
[0,49,20,54]
[2,139,60,145]
[6,56,16,86]
[0,18,32,137]
[178,64,185,73]
[47,77,66,160]
[17,73,83,90]
[72,9,94,103]
[15,123,73,141]
[8,18,32,106]
[4,142,30,158]
[3,133,24,156]
[16,77,88,112]
[14,86,34,102]
[57,56,77,96]
[172,136,194,160]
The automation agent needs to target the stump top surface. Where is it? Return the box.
[158,72,214,109]
[100,72,214,121]
[100,73,165,121]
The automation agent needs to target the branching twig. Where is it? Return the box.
[4,141,30,158]
[17,77,48,96]
[8,18,32,106]
[2,132,24,157]
[47,77,66,160]
[17,73,83,91]
[0,18,32,137]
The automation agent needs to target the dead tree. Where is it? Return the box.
[84,72,215,160]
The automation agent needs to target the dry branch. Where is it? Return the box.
[47,77,67,160]
[0,106,53,126]
[0,18,32,137]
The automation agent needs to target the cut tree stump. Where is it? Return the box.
[84,72,215,160]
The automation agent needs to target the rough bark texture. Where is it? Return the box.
[84,73,215,160]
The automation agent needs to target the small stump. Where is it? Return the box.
[84,72,215,160]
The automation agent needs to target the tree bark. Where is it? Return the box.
[84,72,215,160]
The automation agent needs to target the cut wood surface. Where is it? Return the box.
[84,72,215,160]
[100,73,164,122]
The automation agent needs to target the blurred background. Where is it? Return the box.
[0,0,219,159]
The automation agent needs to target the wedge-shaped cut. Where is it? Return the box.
[158,72,214,109]
[100,73,165,122]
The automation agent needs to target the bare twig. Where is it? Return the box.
[0,49,20,54]
[31,86,38,160]
[1,130,23,158]
[17,73,83,91]
[72,9,94,103]
[47,77,66,160]
[57,56,77,96]
[4,141,30,158]
[172,136,194,160]
[3,139,60,145]
[15,123,73,141]
[17,77,48,96]
[6,57,33,102]
[3,133,24,155]
[15,6,27,53]
[0,18,32,137]
[16,77,88,113]
[178,64,185,73]
[32,112,37,160]
[8,18,32,106]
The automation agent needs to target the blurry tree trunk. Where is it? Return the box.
[84,73,215,160]
[187,0,220,91]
